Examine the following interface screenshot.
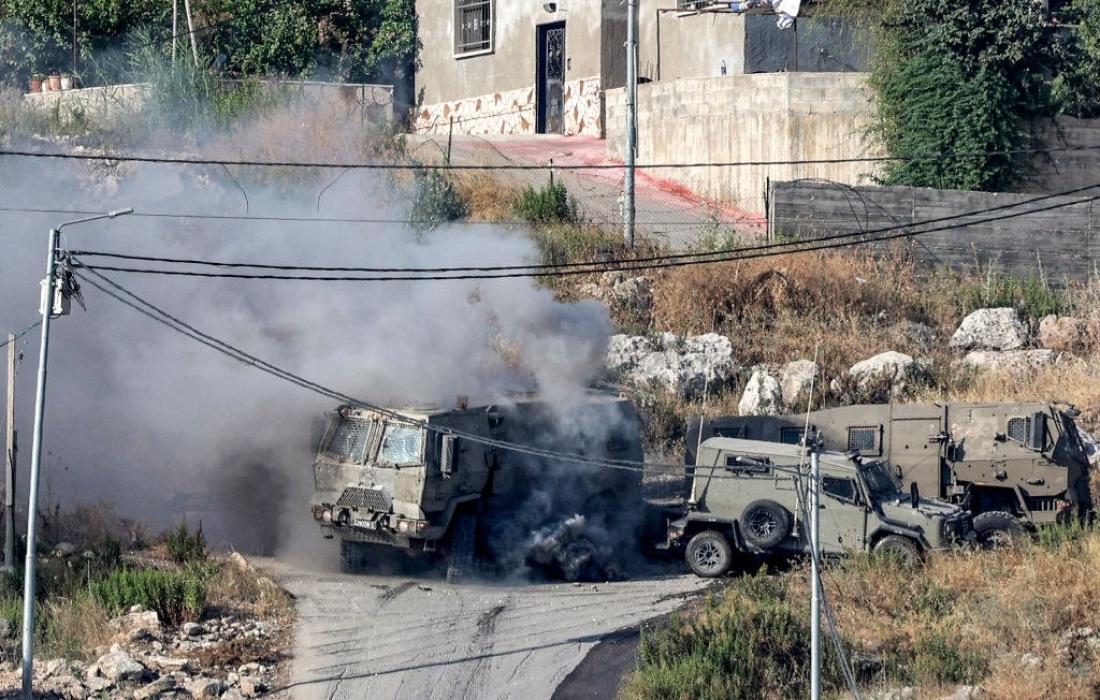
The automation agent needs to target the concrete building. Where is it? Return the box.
[412,1,865,137]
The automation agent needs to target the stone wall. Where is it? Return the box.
[414,76,603,136]
[770,180,1100,284]
[23,83,150,126]
[606,72,881,214]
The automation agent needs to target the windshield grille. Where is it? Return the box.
[324,417,373,462]
[379,423,423,465]
[1007,417,1030,443]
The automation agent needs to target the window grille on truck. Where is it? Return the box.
[325,417,372,462]
[847,426,880,454]
[1007,417,1030,444]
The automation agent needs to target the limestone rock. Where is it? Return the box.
[239,676,267,697]
[577,272,653,324]
[779,359,818,409]
[849,352,926,395]
[962,349,1059,375]
[950,308,1027,351]
[186,676,226,699]
[181,622,205,637]
[607,332,735,399]
[738,369,783,416]
[134,675,177,700]
[1038,315,1087,352]
[94,644,146,683]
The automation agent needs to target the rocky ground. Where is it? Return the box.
[0,555,290,700]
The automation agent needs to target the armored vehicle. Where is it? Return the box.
[310,393,644,578]
[667,438,972,577]
[687,402,1093,545]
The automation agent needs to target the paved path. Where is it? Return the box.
[266,558,705,700]
[409,134,766,249]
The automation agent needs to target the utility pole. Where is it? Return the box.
[172,0,178,65]
[624,0,638,249]
[182,0,199,67]
[809,437,822,700]
[72,0,78,80]
[21,209,131,699]
[4,334,15,573]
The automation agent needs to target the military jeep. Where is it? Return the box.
[666,438,972,577]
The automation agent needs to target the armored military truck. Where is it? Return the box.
[309,393,644,579]
[687,402,1093,546]
[667,438,972,577]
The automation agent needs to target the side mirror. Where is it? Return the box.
[910,482,920,509]
[440,435,456,479]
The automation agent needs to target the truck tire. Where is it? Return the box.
[445,512,478,584]
[686,530,734,578]
[872,535,922,567]
[340,539,369,574]
[973,511,1027,549]
[740,500,792,550]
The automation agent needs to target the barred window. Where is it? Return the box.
[455,0,493,55]
[780,427,805,446]
[324,416,374,462]
[847,425,881,455]
[822,476,859,503]
[1007,417,1030,444]
[378,423,424,466]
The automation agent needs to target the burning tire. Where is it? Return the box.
[685,530,733,577]
[973,511,1027,549]
[740,500,791,550]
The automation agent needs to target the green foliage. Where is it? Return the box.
[957,273,1070,320]
[1051,0,1100,118]
[626,575,848,699]
[409,168,468,230]
[885,631,989,686]
[868,1,1053,191]
[163,522,207,565]
[89,567,206,625]
[513,181,579,225]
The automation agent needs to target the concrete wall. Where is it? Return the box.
[639,10,747,82]
[770,181,1100,284]
[606,72,881,213]
[1026,117,1100,195]
[23,84,150,126]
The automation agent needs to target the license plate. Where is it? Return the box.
[353,519,376,530]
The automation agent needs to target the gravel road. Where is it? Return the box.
[266,559,705,700]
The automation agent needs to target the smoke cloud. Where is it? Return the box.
[0,100,618,567]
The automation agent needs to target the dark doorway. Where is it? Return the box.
[536,22,566,134]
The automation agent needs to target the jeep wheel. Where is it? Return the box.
[973,511,1027,549]
[872,535,922,567]
[445,512,478,584]
[686,531,733,578]
[340,539,369,573]
[740,500,792,550]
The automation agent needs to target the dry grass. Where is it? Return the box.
[627,531,1100,699]
[205,554,293,622]
[40,597,114,662]
[452,171,521,222]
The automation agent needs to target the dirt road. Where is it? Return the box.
[267,560,705,700]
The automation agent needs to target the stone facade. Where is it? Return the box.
[414,76,602,137]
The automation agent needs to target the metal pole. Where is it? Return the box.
[21,228,59,699]
[182,0,199,67]
[4,334,15,572]
[809,443,821,700]
[72,0,78,80]
[624,0,637,249]
[172,0,178,65]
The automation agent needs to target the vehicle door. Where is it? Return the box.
[815,469,867,554]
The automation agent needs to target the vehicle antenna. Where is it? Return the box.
[688,354,712,506]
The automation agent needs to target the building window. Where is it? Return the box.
[780,427,805,446]
[455,0,493,55]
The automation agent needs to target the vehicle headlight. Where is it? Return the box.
[398,520,409,532]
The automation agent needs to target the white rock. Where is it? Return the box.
[738,369,783,416]
[134,676,177,700]
[779,359,819,409]
[1038,315,1088,352]
[94,644,146,682]
[182,621,205,637]
[849,352,925,395]
[239,676,267,697]
[962,350,1059,375]
[950,308,1027,351]
[607,333,735,399]
[186,676,226,699]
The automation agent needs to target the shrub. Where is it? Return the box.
[409,168,468,230]
[513,180,579,225]
[164,522,206,564]
[89,568,206,626]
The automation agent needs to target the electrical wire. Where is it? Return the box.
[70,190,1100,282]
[0,320,41,350]
[4,144,1100,171]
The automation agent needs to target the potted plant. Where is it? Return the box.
[59,73,72,90]
[47,70,61,91]
[28,73,43,93]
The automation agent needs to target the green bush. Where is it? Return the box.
[885,631,989,686]
[625,575,848,700]
[89,568,205,626]
[409,168,468,230]
[513,181,579,225]
[164,522,206,565]
[958,273,1070,320]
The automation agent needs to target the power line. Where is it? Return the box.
[0,321,41,351]
[70,190,1100,282]
[66,179,1100,275]
[4,144,1100,172]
